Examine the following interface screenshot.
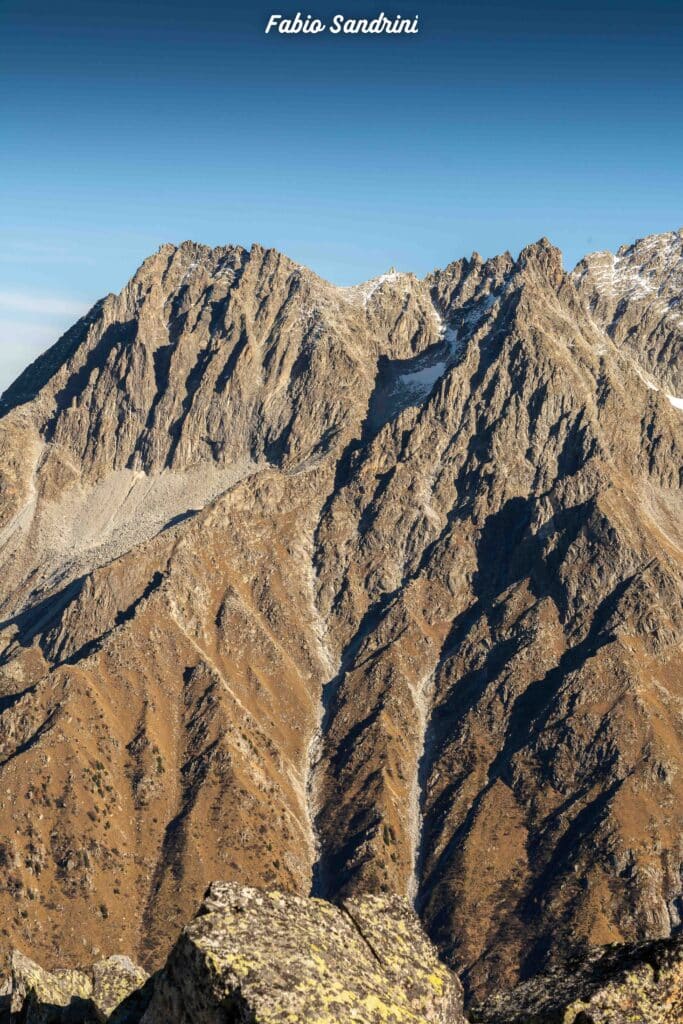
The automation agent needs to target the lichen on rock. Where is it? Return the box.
[140,881,466,1023]
[7,948,149,1023]
[470,932,683,1023]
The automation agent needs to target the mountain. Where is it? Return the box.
[0,231,681,1003]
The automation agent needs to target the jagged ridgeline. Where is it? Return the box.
[0,231,681,1002]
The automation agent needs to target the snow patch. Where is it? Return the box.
[393,319,463,403]
[181,261,199,282]
[634,365,660,391]
[578,232,683,330]
[461,292,496,328]
[340,271,406,307]
[631,363,683,410]
[396,360,447,396]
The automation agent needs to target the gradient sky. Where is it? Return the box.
[1,0,682,391]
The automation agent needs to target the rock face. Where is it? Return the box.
[0,231,681,1000]
[141,882,465,1023]
[572,230,683,394]
[470,933,683,1023]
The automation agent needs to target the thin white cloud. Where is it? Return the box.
[0,319,62,347]
[0,318,71,394]
[0,290,88,317]
[0,243,96,266]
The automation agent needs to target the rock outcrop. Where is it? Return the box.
[470,933,683,1023]
[4,883,464,1023]
[5,948,148,1022]
[0,231,681,1000]
[4,885,683,1023]
[142,882,465,1023]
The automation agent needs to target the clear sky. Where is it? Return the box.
[1,0,682,391]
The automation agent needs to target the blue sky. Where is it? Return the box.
[1,0,682,390]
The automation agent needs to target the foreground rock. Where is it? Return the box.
[141,882,465,1022]
[6,886,683,1023]
[6,949,149,1022]
[470,933,683,1023]
[4,883,464,1022]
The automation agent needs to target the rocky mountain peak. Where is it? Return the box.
[515,236,564,285]
[0,230,680,1006]
[572,228,683,394]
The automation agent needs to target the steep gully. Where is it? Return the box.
[304,298,467,903]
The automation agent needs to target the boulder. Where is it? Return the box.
[141,881,466,1022]
[9,950,93,1022]
[470,933,683,1024]
[90,957,150,1022]
[6,949,148,1023]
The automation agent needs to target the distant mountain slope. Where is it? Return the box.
[572,229,683,395]
[0,230,681,1002]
